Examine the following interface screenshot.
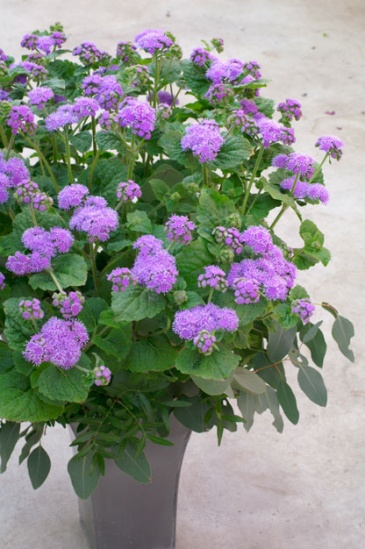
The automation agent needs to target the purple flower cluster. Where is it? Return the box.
[19,298,44,320]
[213,226,244,255]
[14,180,53,211]
[134,29,173,54]
[173,302,239,341]
[107,267,137,292]
[181,120,224,163]
[7,105,36,135]
[291,299,315,324]
[240,226,273,255]
[206,58,243,84]
[116,41,138,63]
[242,61,261,80]
[52,291,85,319]
[230,109,259,137]
[193,330,217,355]
[315,135,344,160]
[0,154,30,188]
[94,364,112,386]
[72,42,110,66]
[11,61,47,80]
[256,117,295,148]
[198,265,227,292]
[58,184,89,209]
[280,177,329,204]
[272,152,315,180]
[28,86,54,109]
[205,83,233,104]
[82,74,123,111]
[190,47,213,66]
[231,277,260,304]
[24,317,88,369]
[277,98,302,122]
[21,31,66,54]
[45,104,78,131]
[70,196,119,242]
[115,98,156,139]
[72,97,99,119]
[131,235,178,293]
[164,215,195,245]
[116,180,142,203]
[0,272,6,290]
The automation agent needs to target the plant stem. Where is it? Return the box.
[0,126,8,148]
[241,146,264,215]
[46,269,64,293]
[29,204,38,226]
[5,134,15,160]
[309,153,329,183]
[90,243,99,291]
[24,136,60,192]
[63,129,74,183]
[203,164,210,186]
[91,117,97,157]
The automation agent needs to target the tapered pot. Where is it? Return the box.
[71,417,191,549]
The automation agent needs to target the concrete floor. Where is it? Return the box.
[1,1,364,547]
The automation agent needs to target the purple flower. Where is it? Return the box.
[22,226,55,256]
[24,317,88,369]
[28,86,54,109]
[277,98,302,122]
[116,41,138,63]
[11,61,47,80]
[242,60,261,80]
[156,90,177,106]
[70,200,119,242]
[107,267,137,292]
[190,47,213,66]
[97,109,111,129]
[273,152,315,180]
[164,215,195,245]
[315,135,344,160]
[132,248,178,294]
[256,117,285,148]
[205,83,233,104]
[198,265,227,292]
[14,180,39,204]
[231,277,260,305]
[49,227,74,253]
[19,298,44,320]
[116,180,142,203]
[83,75,124,111]
[193,330,217,355]
[206,58,243,84]
[3,156,30,186]
[240,226,273,255]
[115,98,156,140]
[7,105,36,135]
[6,252,32,275]
[134,29,173,54]
[0,272,6,290]
[72,42,110,66]
[213,226,244,255]
[173,303,239,341]
[58,184,89,209]
[52,291,85,319]
[94,365,112,386]
[291,299,315,324]
[28,251,52,272]
[239,99,259,115]
[181,120,224,163]
[82,74,103,96]
[133,234,164,255]
[45,104,78,131]
[0,180,9,204]
[72,97,99,120]
[306,183,329,204]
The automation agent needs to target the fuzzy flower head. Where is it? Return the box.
[116,41,138,63]
[193,330,217,355]
[115,98,156,139]
[205,83,233,105]
[291,299,315,324]
[2,156,30,187]
[190,47,213,66]
[94,365,112,386]
[6,250,51,276]
[198,265,227,292]
[206,58,243,84]
[28,86,54,109]
[44,104,78,132]
[69,199,119,242]
[277,98,302,122]
[116,180,142,203]
[272,152,315,180]
[72,97,99,120]
[213,226,244,255]
[24,317,88,369]
[86,75,124,111]
[164,215,195,245]
[7,105,36,135]
[240,226,274,255]
[14,180,53,211]
[107,267,137,292]
[52,291,85,319]
[134,29,173,54]
[72,42,110,66]
[231,277,260,305]
[315,135,344,160]
[181,120,224,163]
[173,303,239,341]
[58,184,89,210]
[133,234,164,255]
[132,247,178,294]
[19,298,44,320]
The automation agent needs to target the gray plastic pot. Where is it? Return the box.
[71,417,191,549]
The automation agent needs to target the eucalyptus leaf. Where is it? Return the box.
[0,421,20,473]
[68,452,101,499]
[298,365,327,406]
[332,315,355,362]
[27,446,51,489]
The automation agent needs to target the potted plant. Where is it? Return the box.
[0,25,354,549]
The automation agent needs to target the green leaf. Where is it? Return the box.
[3,298,36,351]
[126,210,152,234]
[300,219,324,248]
[93,326,132,360]
[148,178,171,201]
[262,179,298,210]
[277,381,299,424]
[114,440,151,484]
[176,237,215,287]
[0,421,20,473]
[146,434,174,447]
[95,130,126,153]
[213,134,253,170]
[78,298,109,332]
[0,342,14,372]
[256,386,284,433]
[27,446,51,489]
[191,374,233,396]
[29,254,88,290]
[332,315,355,362]
[68,452,101,499]
[173,396,210,432]
[112,286,166,322]
[236,392,257,431]
[300,323,327,368]
[175,348,240,380]
[36,365,90,403]
[236,300,267,326]
[267,322,297,363]
[69,131,92,153]
[289,285,310,301]
[181,59,211,96]
[124,335,179,372]
[298,365,327,406]
[158,129,200,170]
[233,369,267,395]
[196,188,236,230]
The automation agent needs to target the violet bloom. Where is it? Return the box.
[193,330,217,355]
[205,83,233,104]
[242,61,261,80]
[240,226,274,255]
[172,303,239,341]
[206,58,243,84]
[45,104,78,131]
[277,98,302,122]
[72,42,110,66]
[22,226,56,257]
[181,120,224,163]
[116,180,142,203]
[58,184,89,210]
[49,227,74,253]
[231,277,260,305]
[213,226,244,255]
[291,299,315,324]
[11,61,47,80]
[0,272,5,290]
[7,105,36,135]
[272,152,315,180]
[0,177,9,204]
[24,317,88,369]
[115,98,156,139]
[6,252,32,276]
[107,267,137,292]
[52,291,85,319]
[255,117,285,148]
[133,234,164,255]
[1,155,30,187]
[132,247,178,294]
[198,265,227,292]
[165,215,195,245]
[69,199,119,242]
[315,135,344,160]
[134,29,173,54]
[19,298,44,320]
[72,97,99,120]
[190,47,213,66]
[116,41,138,63]
[94,365,112,386]
[28,86,54,109]
[83,75,124,111]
